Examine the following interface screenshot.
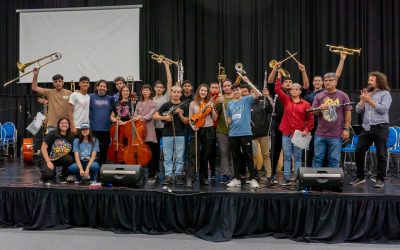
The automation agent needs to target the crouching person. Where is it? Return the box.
[68,122,100,184]
[39,117,74,184]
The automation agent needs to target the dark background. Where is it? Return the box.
[1,0,399,148]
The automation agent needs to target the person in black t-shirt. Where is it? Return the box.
[153,86,189,185]
[39,117,74,184]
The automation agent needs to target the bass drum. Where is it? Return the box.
[22,138,34,164]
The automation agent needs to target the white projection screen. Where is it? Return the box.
[18,5,141,83]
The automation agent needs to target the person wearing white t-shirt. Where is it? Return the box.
[69,76,90,135]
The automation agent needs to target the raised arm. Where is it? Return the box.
[299,63,309,90]
[164,61,173,96]
[335,53,347,79]
[32,68,46,96]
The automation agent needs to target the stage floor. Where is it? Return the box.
[1,158,400,243]
[1,158,399,195]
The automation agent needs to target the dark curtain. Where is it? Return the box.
[0,187,400,243]
[1,0,400,147]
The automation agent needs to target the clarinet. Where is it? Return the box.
[263,70,268,109]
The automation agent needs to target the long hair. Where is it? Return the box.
[56,117,72,138]
[118,85,131,102]
[193,83,210,105]
[139,84,154,101]
[78,129,95,144]
[368,71,390,91]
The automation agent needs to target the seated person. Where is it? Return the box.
[68,122,100,184]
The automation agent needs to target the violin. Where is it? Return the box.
[190,96,217,128]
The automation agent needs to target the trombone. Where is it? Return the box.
[4,52,62,87]
[70,80,75,92]
[326,44,361,55]
[268,52,297,78]
[234,63,262,95]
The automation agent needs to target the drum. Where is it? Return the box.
[22,138,34,164]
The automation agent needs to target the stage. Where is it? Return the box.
[0,159,399,243]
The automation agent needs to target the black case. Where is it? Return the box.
[100,164,145,188]
[296,167,344,192]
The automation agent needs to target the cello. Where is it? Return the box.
[122,77,152,166]
[107,119,125,163]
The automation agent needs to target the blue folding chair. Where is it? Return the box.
[2,122,17,158]
[387,127,400,175]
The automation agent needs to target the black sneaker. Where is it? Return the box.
[374,179,385,188]
[185,178,193,188]
[59,174,67,184]
[279,179,290,186]
[162,176,172,186]
[176,175,184,185]
[350,178,366,185]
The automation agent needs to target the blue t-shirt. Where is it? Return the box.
[73,138,100,161]
[227,95,255,137]
[89,93,114,131]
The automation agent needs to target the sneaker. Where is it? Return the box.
[220,175,230,184]
[374,179,385,188]
[248,179,259,189]
[176,175,184,185]
[350,178,366,185]
[66,175,75,183]
[147,177,156,183]
[279,179,290,186]
[162,176,172,186]
[185,178,193,188]
[227,178,241,187]
[59,174,67,184]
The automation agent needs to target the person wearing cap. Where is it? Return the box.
[68,122,100,184]
[68,76,91,135]
[275,73,314,186]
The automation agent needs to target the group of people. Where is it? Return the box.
[30,53,393,189]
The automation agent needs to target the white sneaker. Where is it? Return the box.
[248,179,259,189]
[227,178,241,187]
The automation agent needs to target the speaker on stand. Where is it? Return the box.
[100,164,145,188]
[296,167,344,192]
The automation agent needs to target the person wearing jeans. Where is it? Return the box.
[275,76,314,185]
[311,72,352,168]
[312,136,342,167]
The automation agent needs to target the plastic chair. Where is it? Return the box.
[387,127,400,175]
[2,122,17,158]
[342,135,359,164]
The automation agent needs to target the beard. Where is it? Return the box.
[367,85,374,92]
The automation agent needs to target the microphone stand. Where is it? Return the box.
[267,95,277,185]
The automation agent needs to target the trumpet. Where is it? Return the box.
[234,63,262,95]
[326,44,361,55]
[149,51,179,66]
[268,52,297,78]
[4,52,62,87]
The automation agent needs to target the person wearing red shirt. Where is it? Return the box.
[275,75,314,185]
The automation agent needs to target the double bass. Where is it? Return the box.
[123,78,152,165]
